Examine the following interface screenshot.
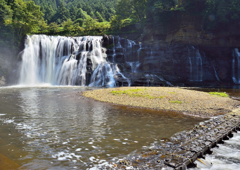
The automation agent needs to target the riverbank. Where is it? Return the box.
[83,87,240,118]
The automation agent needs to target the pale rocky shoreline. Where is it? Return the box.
[83,87,240,118]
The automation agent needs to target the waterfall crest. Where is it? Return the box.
[19,35,128,87]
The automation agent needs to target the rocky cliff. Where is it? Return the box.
[106,13,240,87]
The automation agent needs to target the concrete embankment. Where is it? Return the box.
[114,112,240,169]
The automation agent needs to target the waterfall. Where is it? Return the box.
[19,35,129,87]
[232,48,240,84]
[188,46,203,82]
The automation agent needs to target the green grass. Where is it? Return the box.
[111,89,165,99]
[209,92,229,97]
[168,92,176,94]
[169,100,182,104]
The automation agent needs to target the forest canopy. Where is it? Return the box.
[1,0,240,49]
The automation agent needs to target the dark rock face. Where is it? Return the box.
[86,58,93,86]
[102,35,238,86]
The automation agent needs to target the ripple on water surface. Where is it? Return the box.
[0,87,205,169]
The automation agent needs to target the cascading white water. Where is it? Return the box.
[232,48,240,84]
[89,62,130,87]
[19,35,129,87]
[126,62,141,73]
[188,46,203,82]
[192,131,240,170]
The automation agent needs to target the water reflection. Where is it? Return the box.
[0,87,205,169]
[20,89,39,116]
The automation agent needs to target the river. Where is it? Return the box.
[0,86,205,169]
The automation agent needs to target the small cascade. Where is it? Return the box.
[126,39,135,60]
[188,46,203,82]
[137,43,142,61]
[19,35,129,87]
[112,37,116,62]
[126,61,141,73]
[211,62,220,82]
[232,48,240,84]
[116,36,122,48]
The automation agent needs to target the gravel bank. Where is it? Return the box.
[83,87,240,117]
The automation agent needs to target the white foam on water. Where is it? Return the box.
[75,148,81,152]
[52,152,82,161]
[4,119,14,123]
[194,155,240,170]
[191,132,240,170]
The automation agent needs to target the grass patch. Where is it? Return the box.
[111,89,165,99]
[169,100,182,104]
[111,89,145,96]
[209,92,229,97]
[168,92,176,94]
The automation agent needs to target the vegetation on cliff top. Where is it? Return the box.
[1,0,240,49]
[112,0,240,33]
[0,0,116,49]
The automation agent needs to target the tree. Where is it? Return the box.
[115,0,148,23]
[0,0,12,27]
[74,18,83,27]
[48,22,59,34]
[96,11,104,22]
[10,0,45,38]
[51,1,70,24]
[44,5,55,23]
[69,4,77,21]
[84,17,96,32]
[62,18,74,33]
[200,0,240,30]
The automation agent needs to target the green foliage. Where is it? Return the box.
[169,100,182,104]
[31,0,117,23]
[168,92,176,94]
[74,18,83,27]
[48,22,59,34]
[116,0,147,22]
[96,11,104,22]
[0,0,45,48]
[0,0,13,27]
[201,0,240,30]
[209,92,229,97]
[110,15,133,30]
[62,18,73,33]
[111,89,165,99]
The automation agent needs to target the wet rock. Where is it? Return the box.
[115,48,124,54]
[115,54,125,63]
